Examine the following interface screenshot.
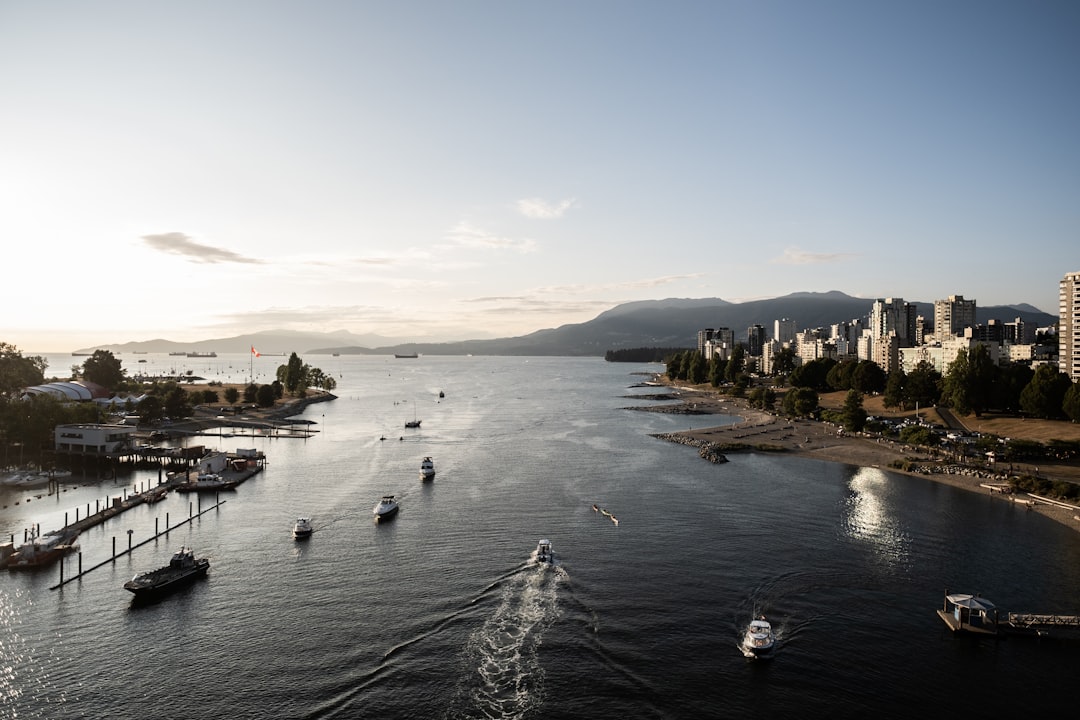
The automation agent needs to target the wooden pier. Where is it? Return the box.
[50,497,227,590]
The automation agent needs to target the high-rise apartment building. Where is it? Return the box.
[746,325,766,357]
[774,318,796,344]
[934,294,977,338]
[1060,272,1080,381]
[870,298,916,346]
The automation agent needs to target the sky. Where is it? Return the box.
[1,1,1077,352]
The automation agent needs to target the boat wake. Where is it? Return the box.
[446,564,565,719]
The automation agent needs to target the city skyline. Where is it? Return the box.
[2,1,1077,352]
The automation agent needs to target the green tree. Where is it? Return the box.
[967,344,998,417]
[782,387,818,417]
[81,350,125,389]
[224,387,240,405]
[772,346,797,376]
[906,361,942,410]
[281,352,305,394]
[996,363,1035,414]
[0,342,47,397]
[685,352,705,384]
[256,384,276,408]
[1064,381,1080,423]
[243,383,259,403]
[840,389,867,432]
[137,395,165,425]
[665,352,685,381]
[883,369,906,410]
[748,386,776,411]
[162,384,193,420]
[1019,364,1071,419]
[725,344,746,383]
[789,358,836,392]
[941,349,973,416]
[899,424,939,447]
[851,360,886,394]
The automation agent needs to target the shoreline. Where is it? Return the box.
[639,380,1080,534]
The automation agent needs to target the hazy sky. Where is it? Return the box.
[2,1,1077,352]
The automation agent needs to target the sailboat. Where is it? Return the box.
[405,400,421,428]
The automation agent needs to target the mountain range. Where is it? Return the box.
[77,291,1057,358]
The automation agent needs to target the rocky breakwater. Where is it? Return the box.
[651,433,728,463]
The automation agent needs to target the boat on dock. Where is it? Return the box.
[174,473,240,493]
[5,528,78,570]
[124,546,209,599]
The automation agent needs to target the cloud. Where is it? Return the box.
[516,197,577,219]
[771,247,856,265]
[444,223,536,252]
[141,232,264,264]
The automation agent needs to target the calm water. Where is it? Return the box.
[3,355,1079,719]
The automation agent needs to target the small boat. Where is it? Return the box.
[438,390,445,398]
[419,456,435,480]
[373,495,400,521]
[292,517,314,539]
[394,353,418,359]
[405,419,422,428]
[535,538,553,564]
[741,617,775,659]
[6,529,78,570]
[123,547,209,599]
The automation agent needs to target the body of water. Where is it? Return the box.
[3,355,1079,718]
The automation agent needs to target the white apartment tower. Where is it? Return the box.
[870,298,915,346]
[1061,271,1080,381]
[773,318,796,344]
[934,294,977,338]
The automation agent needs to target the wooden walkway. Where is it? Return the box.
[50,498,226,590]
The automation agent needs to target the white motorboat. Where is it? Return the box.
[419,456,435,480]
[373,495,399,521]
[292,517,313,539]
[535,538,553,564]
[741,617,775,659]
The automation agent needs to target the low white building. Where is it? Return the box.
[54,424,137,455]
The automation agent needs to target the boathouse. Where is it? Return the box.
[54,424,137,455]
[938,593,1000,635]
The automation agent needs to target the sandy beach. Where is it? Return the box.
[636,379,1080,534]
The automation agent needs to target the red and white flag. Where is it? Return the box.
[251,346,261,357]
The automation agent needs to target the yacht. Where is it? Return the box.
[419,456,435,480]
[292,517,313,539]
[741,617,775,659]
[373,495,399,521]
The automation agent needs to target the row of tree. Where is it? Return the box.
[664,346,1080,423]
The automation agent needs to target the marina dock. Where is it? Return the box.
[3,451,264,572]
[938,591,1080,640]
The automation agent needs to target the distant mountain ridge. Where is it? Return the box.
[76,292,1057,358]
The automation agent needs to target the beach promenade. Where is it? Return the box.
[640,379,1080,534]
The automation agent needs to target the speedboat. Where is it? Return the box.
[373,495,399,521]
[419,456,435,480]
[741,617,775,659]
[292,517,313,539]
[535,538,553,564]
